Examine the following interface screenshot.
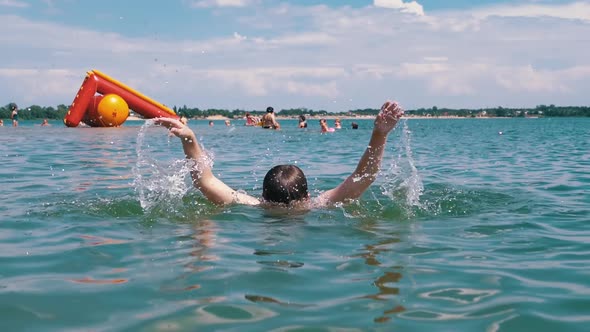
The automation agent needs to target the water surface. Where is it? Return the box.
[1,118,588,331]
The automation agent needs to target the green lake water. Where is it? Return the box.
[1,117,589,331]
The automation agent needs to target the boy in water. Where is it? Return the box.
[261,106,280,130]
[10,103,18,127]
[298,114,307,128]
[156,100,403,207]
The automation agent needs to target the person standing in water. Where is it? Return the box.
[10,103,18,127]
[261,106,280,130]
[245,112,257,126]
[320,119,336,133]
[156,100,404,207]
[298,115,307,128]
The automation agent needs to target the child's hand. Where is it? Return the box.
[374,101,404,136]
[154,117,196,141]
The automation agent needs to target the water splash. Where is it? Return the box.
[132,120,192,212]
[381,119,424,209]
[401,120,424,206]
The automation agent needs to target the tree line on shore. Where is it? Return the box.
[1,103,589,120]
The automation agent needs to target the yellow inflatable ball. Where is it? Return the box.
[84,94,129,127]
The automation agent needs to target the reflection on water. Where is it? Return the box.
[245,294,309,308]
[161,220,218,294]
[354,224,405,323]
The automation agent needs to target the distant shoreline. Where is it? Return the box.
[126,115,520,121]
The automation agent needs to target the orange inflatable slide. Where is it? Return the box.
[64,69,178,127]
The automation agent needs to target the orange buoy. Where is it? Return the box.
[84,94,129,127]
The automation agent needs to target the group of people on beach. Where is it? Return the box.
[156,100,404,208]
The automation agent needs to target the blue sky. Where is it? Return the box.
[1,0,589,111]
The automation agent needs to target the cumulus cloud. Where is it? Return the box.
[494,65,569,93]
[233,32,247,41]
[423,56,449,62]
[352,62,477,96]
[253,32,337,47]
[0,0,29,8]
[352,59,588,101]
[471,2,590,21]
[188,0,255,8]
[0,68,80,104]
[374,0,424,16]
[202,67,346,97]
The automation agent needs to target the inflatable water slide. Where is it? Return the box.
[64,69,178,127]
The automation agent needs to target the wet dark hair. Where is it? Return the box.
[351,122,358,129]
[9,103,17,111]
[299,115,306,121]
[266,106,274,113]
[262,165,309,204]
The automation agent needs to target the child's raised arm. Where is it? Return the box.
[155,118,259,206]
[316,101,404,205]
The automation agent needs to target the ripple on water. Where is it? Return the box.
[1,119,590,331]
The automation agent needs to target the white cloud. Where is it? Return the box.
[233,32,247,41]
[0,15,151,53]
[0,68,79,104]
[398,62,450,77]
[201,67,346,97]
[352,60,587,99]
[472,2,590,21]
[285,81,339,97]
[374,0,425,16]
[0,0,29,8]
[495,70,555,92]
[494,65,572,93]
[188,0,255,8]
[352,62,477,96]
[253,33,337,47]
[423,56,448,62]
